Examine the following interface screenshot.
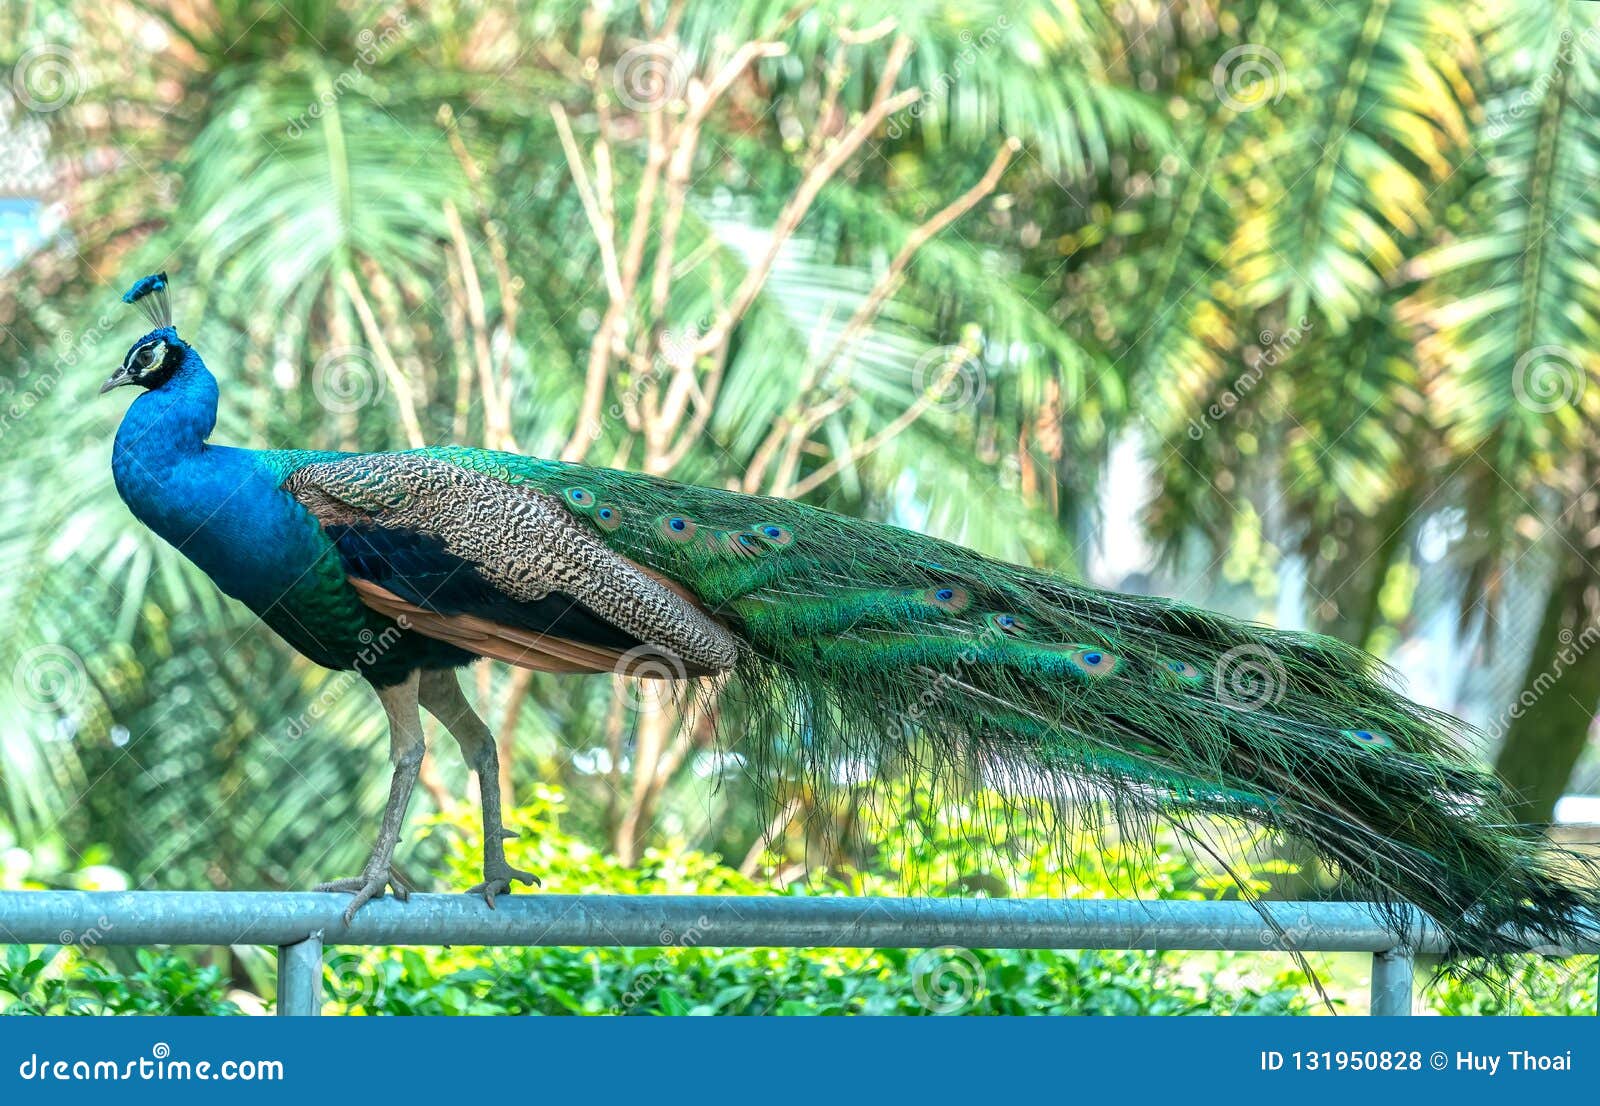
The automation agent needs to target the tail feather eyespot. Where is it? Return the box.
[1163,658,1206,686]
[753,523,795,547]
[919,586,972,613]
[728,531,766,557]
[594,503,623,532]
[985,612,1026,636]
[1064,645,1119,678]
[658,515,698,542]
[1343,728,1394,750]
[564,487,596,512]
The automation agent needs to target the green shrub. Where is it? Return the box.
[0,945,242,1016]
[317,785,1317,1015]
[1424,956,1598,1016]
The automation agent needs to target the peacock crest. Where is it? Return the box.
[122,271,172,328]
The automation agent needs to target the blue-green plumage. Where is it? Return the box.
[108,333,469,684]
[101,273,1600,955]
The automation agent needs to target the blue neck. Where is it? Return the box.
[112,346,219,462]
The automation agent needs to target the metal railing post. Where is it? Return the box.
[277,932,324,1016]
[1369,948,1414,1015]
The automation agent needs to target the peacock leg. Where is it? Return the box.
[417,668,539,906]
[314,672,425,924]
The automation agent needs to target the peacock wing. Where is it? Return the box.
[281,453,740,677]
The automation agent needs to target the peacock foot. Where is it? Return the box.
[468,860,540,908]
[314,864,413,924]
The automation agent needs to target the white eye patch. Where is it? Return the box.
[128,339,168,375]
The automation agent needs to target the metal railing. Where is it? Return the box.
[0,891,1593,1016]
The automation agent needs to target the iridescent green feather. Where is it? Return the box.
[412,445,1598,958]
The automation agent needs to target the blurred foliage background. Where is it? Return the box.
[1,0,1599,1013]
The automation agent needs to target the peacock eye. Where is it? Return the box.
[1343,728,1394,749]
[658,514,698,542]
[1063,645,1119,678]
[753,523,794,546]
[131,341,165,373]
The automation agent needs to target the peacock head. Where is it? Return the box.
[101,272,188,394]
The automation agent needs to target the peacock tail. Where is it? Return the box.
[381,445,1600,961]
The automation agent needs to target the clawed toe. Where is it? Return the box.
[314,864,411,923]
[469,865,540,908]
[322,875,385,924]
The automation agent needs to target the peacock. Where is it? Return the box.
[102,272,1599,958]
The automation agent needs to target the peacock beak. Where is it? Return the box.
[99,367,134,394]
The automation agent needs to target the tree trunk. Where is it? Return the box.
[1493,531,1600,826]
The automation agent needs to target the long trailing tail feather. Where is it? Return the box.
[435,447,1600,959]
